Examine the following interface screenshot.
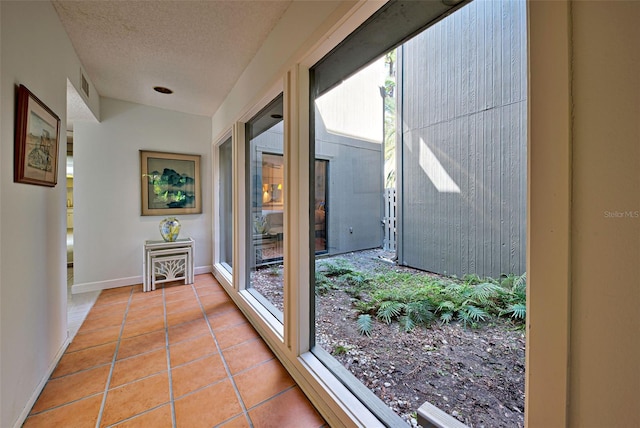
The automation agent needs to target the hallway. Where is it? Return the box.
[24,275,326,427]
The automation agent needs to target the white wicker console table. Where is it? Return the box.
[143,238,194,292]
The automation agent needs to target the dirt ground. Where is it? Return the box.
[252,249,525,427]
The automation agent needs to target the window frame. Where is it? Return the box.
[210,1,577,426]
[212,131,233,288]
[209,1,520,426]
[243,93,287,333]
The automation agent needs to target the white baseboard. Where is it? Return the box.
[13,336,71,428]
[71,275,142,294]
[71,265,213,294]
[194,265,214,276]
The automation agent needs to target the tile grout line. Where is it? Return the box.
[168,375,229,401]
[243,384,298,413]
[193,279,254,428]
[162,285,178,428]
[39,278,324,427]
[104,403,168,428]
[28,391,105,417]
[95,287,135,428]
[230,355,277,377]
[167,344,217,369]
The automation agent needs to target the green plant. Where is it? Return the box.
[499,272,527,320]
[253,215,268,234]
[513,272,527,299]
[317,258,357,277]
[341,271,369,287]
[457,305,488,327]
[332,344,352,355]
[315,271,334,295]
[315,259,374,298]
[357,314,373,336]
[354,275,437,332]
[317,254,527,334]
[403,300,435,327]
[374,298,435,332]
[353,299,375,314]
[377,300,403,324]
[267,265,281,277]
[504,303,526,320]
[462,273,484,285]
[434,281,503,326]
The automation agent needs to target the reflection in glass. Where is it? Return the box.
[246,96,285,321]
[218,137,232,272]
[314,160,328,253]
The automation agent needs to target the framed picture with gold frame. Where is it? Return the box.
[14,85,61,187]
[140,150,202,216]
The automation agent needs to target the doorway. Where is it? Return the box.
[65,79,100,338]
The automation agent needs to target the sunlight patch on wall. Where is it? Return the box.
[419,137,460,193]
[315,58,385,143]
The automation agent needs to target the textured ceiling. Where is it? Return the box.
[66,79,98,131]
[53,0,292,118]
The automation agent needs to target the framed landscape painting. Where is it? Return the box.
[14,84,61,187]
[140,150,202,216]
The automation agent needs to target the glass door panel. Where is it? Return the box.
[246,95,285,321]
[218,136,233,272]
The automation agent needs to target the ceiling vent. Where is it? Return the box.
[80,70,90,98]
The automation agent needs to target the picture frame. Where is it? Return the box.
[140,150,202,216]
[14,84,61,187]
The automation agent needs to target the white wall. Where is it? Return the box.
[0,2,99,427]
[73,98,212,291]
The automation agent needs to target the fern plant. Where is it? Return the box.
[315,253,528,335]
[357,314,373,336]
[434,281,503,326]
[499,272,526,320]
[377,300,404,324]
[401,300,434,331]
[315,271,334,295]
[317,258,357,277]
[458,305,488,327]
[360,286,436,332]
[341,271,369,287]
[436,300,456,324]
[503,303,526,320]
[350,270,441,334]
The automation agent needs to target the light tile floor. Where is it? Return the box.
[27,274,326,427]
